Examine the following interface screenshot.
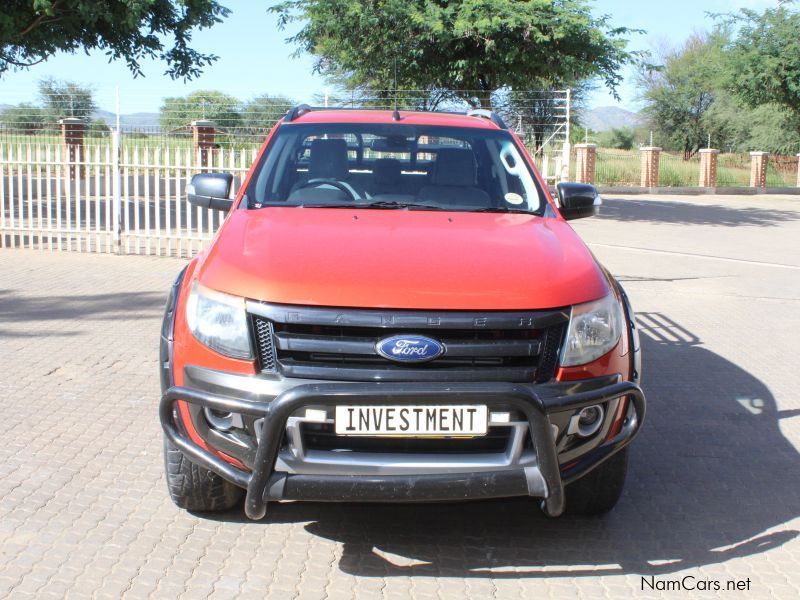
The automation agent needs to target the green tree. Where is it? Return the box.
[703,94,800,155]
[597,127,636,150]
[159,90,242,131]
[726,5,800,125]
[638,6,800,156]
[637,33,728,156]
[0,78,96,133]
[240,94,295,132]
[0,102,49,133]
[87,118,110,137]
[320,86,454,111]
[37,77,96,120]
[495,80,593,152]
[0,0,229,79]
[742,106,800,155]
[271,0,640,108]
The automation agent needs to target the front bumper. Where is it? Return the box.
[160,379,645,520]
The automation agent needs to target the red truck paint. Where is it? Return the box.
[196,208,610,311]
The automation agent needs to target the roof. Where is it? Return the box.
[285,107,505,130]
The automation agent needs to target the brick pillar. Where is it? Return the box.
[60,117,85,179]
[191,119,216,168]
[749,152,768,189]
[698,148,719,188]
[574,143,597,184]
[640,146,661,188]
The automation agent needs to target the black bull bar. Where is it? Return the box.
[160,380,645,520]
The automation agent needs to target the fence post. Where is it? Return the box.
[541,154,550,184]
[191,119,216,169]
[640,146,661,189]
[749,152,768,190]
[574,143,596,184]
[112,129,122,250]
[60,117,85,179]
[796,154,800,188]
[560,88,571,182]
[698,148,719,188]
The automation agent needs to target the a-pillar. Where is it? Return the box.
[749,152,768,189]
[640,146,661,189]
[574,143,597,184]
[698,148,719,188]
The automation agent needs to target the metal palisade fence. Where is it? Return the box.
[0,140,257,257]
[0,88,571,257]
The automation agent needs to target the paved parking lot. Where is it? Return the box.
[1,193,799,599]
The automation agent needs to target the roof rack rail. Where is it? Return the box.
[285,104,313,122]
[283,104,509,128]
[284,105,385,121]
[465,109,508,129]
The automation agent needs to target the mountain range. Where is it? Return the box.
[0,104,162,129]
[580,106,647,132]
[93,109,161,129]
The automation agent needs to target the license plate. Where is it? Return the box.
[334,405,488,436]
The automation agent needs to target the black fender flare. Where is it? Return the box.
[159,266,188,394]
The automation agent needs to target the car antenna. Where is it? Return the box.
[392,57,401,121]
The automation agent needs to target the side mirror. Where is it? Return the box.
[187,173,234,212]
[556,182,601,220]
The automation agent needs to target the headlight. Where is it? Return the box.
[561,294,624,367]
[185,281,253,359]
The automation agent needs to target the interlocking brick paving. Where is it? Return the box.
[1,193,798,599]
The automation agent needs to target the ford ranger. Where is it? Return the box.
[159,106,644,520]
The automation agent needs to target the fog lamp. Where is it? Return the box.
[573,404,604,438]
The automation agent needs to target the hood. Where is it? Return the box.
[197,207,609,310]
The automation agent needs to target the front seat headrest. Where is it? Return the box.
[309,138,349,180]
[431,148,478,187]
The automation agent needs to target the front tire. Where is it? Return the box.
[163,436,243,512]
[564,446,629,515]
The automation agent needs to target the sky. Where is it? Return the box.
[0,0,779,115]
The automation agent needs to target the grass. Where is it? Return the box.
[659,153,700,187]
[590,149,798,188]
[595,149,640,186]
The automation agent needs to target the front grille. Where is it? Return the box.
[536,324,564,383]
[253,317,276,371]
[250,303,568,382]
[300,422,512,453]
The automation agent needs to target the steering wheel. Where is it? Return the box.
[296,178,362,202]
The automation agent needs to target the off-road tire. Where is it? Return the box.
[163,436,243,512]
[564,446,629,516]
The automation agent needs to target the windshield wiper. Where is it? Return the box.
[472,206,532,214]
[296,202,526,212]
[294,203,360,208]
[360,200,445,211]
[256,201,446,210]
[296,201,444,210]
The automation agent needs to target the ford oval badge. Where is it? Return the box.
[375,335,444,363]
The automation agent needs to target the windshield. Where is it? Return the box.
[246,122,545,214]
